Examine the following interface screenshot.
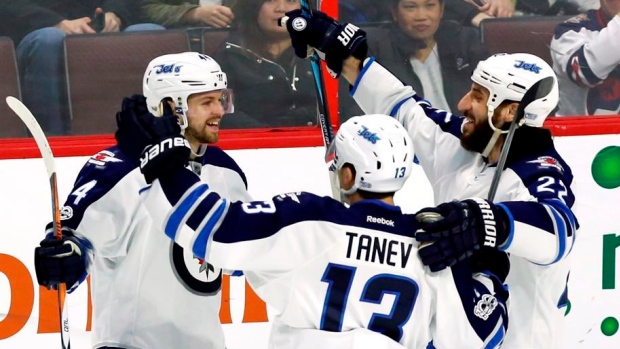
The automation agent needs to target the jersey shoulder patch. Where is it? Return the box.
[554,10,601,38]
[61,146,140,228]
[201,146,248,188]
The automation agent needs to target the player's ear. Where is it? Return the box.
[503,102,519,123]
[339,164,355,191]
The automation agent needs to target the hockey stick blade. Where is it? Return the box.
[5,96,71,349]
[487,76,555,202]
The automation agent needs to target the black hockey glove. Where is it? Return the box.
[280,9,367,77]
[415,198,510,272]
[34,225,89,292]
[115,94,191,183]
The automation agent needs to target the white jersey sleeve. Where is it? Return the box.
[550,14,620,89]
[349,57,477,193]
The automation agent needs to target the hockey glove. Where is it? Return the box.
[115,94,191,183]
[34,225,91,292]
[280,9,367,77]
[415,198,510,272]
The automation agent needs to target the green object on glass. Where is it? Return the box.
[601,316,619,336]
[591,146,620,189]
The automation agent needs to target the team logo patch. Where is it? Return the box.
[514,60,541,74]
[474,294,498,320]
[170,242,222,295]
[60,206,73,220]
[292,17,307,31]
[88,150,123,167]
[527,156,564,172]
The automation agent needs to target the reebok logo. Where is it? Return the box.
[471,198,497,247]
[366,215,395,227]
[337,23,360,46]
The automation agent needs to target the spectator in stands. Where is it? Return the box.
[142,0,234,29]
[213,0,317,128]
[13,0,163,135]
[341,0,488,120]
[550,0,620,116]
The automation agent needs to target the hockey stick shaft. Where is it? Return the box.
[6,96,71,349]
[487,76,555,202]
[300,0,334,152]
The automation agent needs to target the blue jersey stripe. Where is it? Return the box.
[546,204,567,264]
[350,56,376,96]
[165,184,209,241]
[192,200,228,259]
[497,203,515,251]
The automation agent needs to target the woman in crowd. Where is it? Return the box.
[214,0,317,128]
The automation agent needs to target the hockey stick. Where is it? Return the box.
[487,76,555,202]
[299,0,334,153]
[5,96,71,349]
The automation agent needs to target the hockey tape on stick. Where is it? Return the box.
[6,96,71,349]
[487,76,555,202]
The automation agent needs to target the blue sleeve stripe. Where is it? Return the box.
[350,56,376,96]
[545,204,568,264]
[164,183,209,241]
[483,319,506,349]
[389,97,410,117]
[186,191,224,231]
[546,198,577,233]
[192,199,229,259]
[496,203,515,251]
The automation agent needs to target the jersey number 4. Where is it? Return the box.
[320,263,418,342]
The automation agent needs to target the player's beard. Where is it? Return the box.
[460,112,495,154]
[185,121,219,145]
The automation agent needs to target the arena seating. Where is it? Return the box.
[64,30,191,135]
[480,15,572,66]
[0,37,27,138]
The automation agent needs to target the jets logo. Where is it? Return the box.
[527,156,564,172]
[88,150,123,167]
[170,241,222,295]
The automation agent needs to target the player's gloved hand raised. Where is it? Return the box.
[115,94,191,183]
[279,9,367,77]
[415,198,510,272]
[34,225,90,292]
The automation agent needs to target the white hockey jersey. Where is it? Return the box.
[140,168,509,349]
[348,58,578,349]
[550,11,620,116]
[55,145,250,349]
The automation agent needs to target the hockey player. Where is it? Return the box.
[279,10,578,349]
[114,106,509,349]
[550,0,620,116]
[33,52,249,349]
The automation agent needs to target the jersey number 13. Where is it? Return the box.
[320,263,419,342]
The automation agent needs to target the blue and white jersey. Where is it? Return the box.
[349,57,578,349]
[550,11,620,116]
[54,145,249,349]
[141,168,508,349]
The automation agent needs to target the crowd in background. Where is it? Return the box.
[0,0,618,136]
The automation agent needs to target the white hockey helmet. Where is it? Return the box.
[329,114,414,195]
[471,53,559,128]
[142,52,233,133]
